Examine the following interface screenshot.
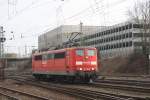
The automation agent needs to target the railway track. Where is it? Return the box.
[95,78,150,87]
[0,85,49,100]
[89,82,150,93]
[0,91,18,100]
[8,76,148,100]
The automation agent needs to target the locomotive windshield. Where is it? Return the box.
[87,50,95,56]
[76,50,84,56]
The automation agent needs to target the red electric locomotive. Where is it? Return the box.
[32,47,98,82]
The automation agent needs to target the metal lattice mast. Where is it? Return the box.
[0,26,6,58]
[80,22,84,46]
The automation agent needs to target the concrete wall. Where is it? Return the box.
[0,58,32,76]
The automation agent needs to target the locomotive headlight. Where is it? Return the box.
[76,61,83,65]
[92,67,95,70]
[91,61,97,65]
[79,68,83,70]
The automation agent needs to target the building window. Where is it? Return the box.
[94,34,96,38]
[111,37,113,41]
[96,33,98,37]
[101,46,103,50]
[107,30,110,34]
[119,27,122,31]
[116,35,119,40]
[114,44,117,49]
[116,43,119,48]
[98,39,101,43]
[115,28,119,32]
[129,32,132,37]
[129,23,132,29]
[123,42,126,47]
[98,32,101,36]
[126,33,129,38]
[126,42,129,47]
[129,41,132,46]
[111,45,113,49]
[119,43,122,48]
[122,34,126,39]
[125,25,129,29]
[111,29,113,33]
[122,26,125,30]
[113,28,115,33]
[133,24,143,28]
[104,31,106,35]
[119,35,122,40]
[106,38,108,42]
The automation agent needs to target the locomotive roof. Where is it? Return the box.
[33,47,96,56]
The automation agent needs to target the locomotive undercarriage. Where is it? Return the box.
[75,71,97,82]
[33,71,97,83]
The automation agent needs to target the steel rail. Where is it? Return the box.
[95,78,150,87]
[0,85,49,100]
[89,82,150,94]
[0,91,18,100]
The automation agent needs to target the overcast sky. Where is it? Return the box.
[0,0,143,56]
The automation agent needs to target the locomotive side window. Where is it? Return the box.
[47,53,54,59]
[76,50,84,56]
[42,54,47,61]
[87,50,95,56]
[54,52,65,59]
[34,55,42,60]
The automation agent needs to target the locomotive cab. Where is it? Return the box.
[74,48,98,81]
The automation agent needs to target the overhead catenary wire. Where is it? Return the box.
[7,0,129,40]
[63,0,129,25]
[4,0,130,43]
[6,0,128,35]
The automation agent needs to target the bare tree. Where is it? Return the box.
[128,0,150,74]
[128,0,150,52]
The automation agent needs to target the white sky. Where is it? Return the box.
[0,0,143,56]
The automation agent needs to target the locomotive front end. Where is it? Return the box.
[74,48,98,81]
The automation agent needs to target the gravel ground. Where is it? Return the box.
[0,95,10,100]
[0,79,78,100]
